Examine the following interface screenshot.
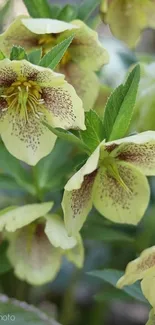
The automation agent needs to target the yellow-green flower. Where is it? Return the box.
[0,202,84,285]
[0,16,109,110]
[146,309,155,325]
[0,58,85,165]
[117,245,155,309]
[62,131,155,236]
[100,0,155,48]
[131,63,155,133]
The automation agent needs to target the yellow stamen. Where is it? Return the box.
[1,77,45,124]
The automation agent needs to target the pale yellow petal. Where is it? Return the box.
[0,202,53,232]
[45,214,77,249]
[93,161,150,224]
[0,111,57,166]
[0,16,39,56]
[65,140,105,191]
[70,19,109,70]
[146,309,155,325]
[22,18,78,34]
[0,58,18,86]
[42,81,85,130]
[141,273,155,308]
[107,131,155,175]
[65,234,84,268]
[7,226,62,285]
[62,173,95,236]
[117,246,155,288]
[105,0,147,48]
[61,63,100,111]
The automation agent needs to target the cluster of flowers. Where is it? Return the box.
[1,14,155,310]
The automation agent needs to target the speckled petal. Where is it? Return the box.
[65,234,84,268]
[141,273,155,308]
[0,202,53,232]
[107,131,155,176]
[22,17,78,34]
[93,161,150,224]
[145,309,155,325]
[64,141,105,191]
[0,58,18,86]
[18,61,86,131]
[0,111,57,165]
[69,19,109,70]
[0,59,85,164]
[7,226,62,285]
[117,246,155,288]
[10,59,64,85]
[45,214,77,249]
[41,81,85,130]
[0,59,64,87]
[62,172,96,236]
[62,143,104,235]
[61,63,100,111]
[0,16,39,56]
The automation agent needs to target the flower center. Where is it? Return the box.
[1,77,45,124]
[38,34,71,66]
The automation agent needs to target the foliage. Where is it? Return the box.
[0,0,154,325]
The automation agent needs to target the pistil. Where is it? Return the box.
[1,78,45,124]
[102,156,130,192]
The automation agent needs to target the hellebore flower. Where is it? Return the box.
[131,63,155,133]
[100,0,155,48]
[62,131,155,236]
[0,202,84,285]
[0,16,109,110]
[146,309,155,325]
[0,59,85,165]
[117,245,155,310]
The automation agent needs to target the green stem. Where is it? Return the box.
[59,270,80,325]
[32,167,44,202]
[88,302,108,325]
[15,280,30,302]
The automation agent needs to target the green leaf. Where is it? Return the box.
[78,0,101,21]
[103,65,140,141]
[28,49,42,65]
[43,122,90,154]
[0,50,6,60]
[0,294,61,324]
[50,5,61,19]
[82,224,134,242]
[88,269,148,304]
[0,174,25,191]
[80,110,104,153]
[0,142,35,195]
[82,211,135,242]
[0,242,12,275]
[35,140,85,193]
[23,0,52,18]
[58,4,78,21]
[10,46,28,61]
[39,35,74,70]
[95,287,132,302]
